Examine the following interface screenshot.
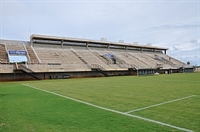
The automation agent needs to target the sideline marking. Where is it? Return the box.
[22,84,194,132]
[125,95,196,114]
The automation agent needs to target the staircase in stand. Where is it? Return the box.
[128,53,151,68]
[26,45,40,63]
[91,64,109,77]
[14,64,41,80]
[128,64,138,71]
[71,49,90,67]
[91,50,111,64]
[0,44,8,63]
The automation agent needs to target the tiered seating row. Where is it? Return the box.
[75,49,120,70]
[0,44,188,72]
[35,47,85,64]
[91,50,128,69]
[6,43,25,51]
[27,64,90,72]
[32,47,188,71]
[34,47,89,71]
[0,44,8,63]
[26,45,40,64]
[146,53,182,69]
[0,64,14,73]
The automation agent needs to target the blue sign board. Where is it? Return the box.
[104,54,114,58]
[9,50,27,55]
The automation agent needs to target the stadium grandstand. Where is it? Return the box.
[0,34,194,81]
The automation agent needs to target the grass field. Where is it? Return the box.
[0,73,199,132]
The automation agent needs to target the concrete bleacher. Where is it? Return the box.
[0,44,8,63]
[6,42,25,51]
[158,54,186,67]
[111,51,150,69]
[76,49,106,65]
[26,45,40,64]
[34,47,85,64]
[98,50,128,70]
[145,53,164,66]
[74,50,94,68]
[34,47,60,64]
[0,41,192,74]
[76,49,124,70]
[128,52,154,69]
[33,47,90,71]
[0,64,14,73]
[90,50,128,69]
[26,64,90,72]
[145,53,175,69]
[132,53,158,68]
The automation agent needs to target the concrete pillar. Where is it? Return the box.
[61,40,63,48]
[30,39,33,46]
[108,44,110,50]
[86,42,88,49]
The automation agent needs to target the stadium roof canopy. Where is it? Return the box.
[30,34,168,52]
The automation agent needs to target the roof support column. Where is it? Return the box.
[86,42,88,49]
[125,46,128,51]
[30,38,33,46]
[61,40,63,48]
[140,48,143,53]
[108,44,110,50]
[164,50,166,54]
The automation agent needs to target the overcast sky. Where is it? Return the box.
[0,0,199,65]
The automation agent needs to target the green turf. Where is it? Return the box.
[0,73,199,131]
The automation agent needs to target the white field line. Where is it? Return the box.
[125,95,196,114]
[22,84,194,132]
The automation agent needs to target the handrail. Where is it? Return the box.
[15,62,18,70]
[31,45,41,63]
[4,43,10,62]
[91,64,105,71]
[23,43,31,62]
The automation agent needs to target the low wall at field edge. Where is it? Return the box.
[0,70,136,81]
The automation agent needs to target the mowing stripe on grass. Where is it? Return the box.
[22,83,194,132]
[125,95,196,114]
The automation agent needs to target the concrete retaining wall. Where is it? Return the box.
[0,70,136,81]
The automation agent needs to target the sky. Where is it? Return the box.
[0,0,199,65]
